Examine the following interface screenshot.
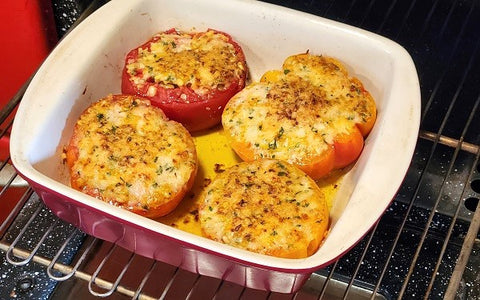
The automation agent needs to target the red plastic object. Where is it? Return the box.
[0,0,57,160]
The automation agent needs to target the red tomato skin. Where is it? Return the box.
[121,28,247,132]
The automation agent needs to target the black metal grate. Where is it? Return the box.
[1,0,479,299]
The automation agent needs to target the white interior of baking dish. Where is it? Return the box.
[10,0,420,270]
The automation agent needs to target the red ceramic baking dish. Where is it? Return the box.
[9,0,420,293]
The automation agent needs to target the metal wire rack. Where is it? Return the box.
[1,0,479,299]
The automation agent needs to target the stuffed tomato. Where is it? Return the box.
[122,28,248,132]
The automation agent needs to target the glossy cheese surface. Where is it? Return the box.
[223,77,333,162]
[222,53,376,177]
[125,29,246,97]
[198,159,329,258]
[65,94,197,217]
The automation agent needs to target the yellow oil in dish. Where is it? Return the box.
[157,126,344,236]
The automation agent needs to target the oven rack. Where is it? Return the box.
[1,0,480,299]
[0,196,387,300]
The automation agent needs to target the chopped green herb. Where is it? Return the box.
[268,139,277,149]
[96,113,104,121]
[156,166,163,175]
[277,127,284,138]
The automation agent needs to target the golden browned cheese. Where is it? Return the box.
[222,53,376,173]
[125,29,247,97]
[198,159,329,258]
[65,94,198,218]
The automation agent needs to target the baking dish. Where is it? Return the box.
[9,0,420,293]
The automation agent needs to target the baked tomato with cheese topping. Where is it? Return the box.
[122,28,248,132]
[222,53,376,180]
[65,94,198,218]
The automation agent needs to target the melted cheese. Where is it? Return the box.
[125,30,246,96]
[282,54,375,124]
[222,53,376,166]
[68,94,197,211]
[199,159,329,258]
[222,76,333,163]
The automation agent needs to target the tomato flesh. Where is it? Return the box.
[121,28,247,132]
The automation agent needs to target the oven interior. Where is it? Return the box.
[1,0,479,299]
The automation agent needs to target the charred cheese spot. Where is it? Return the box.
[126,30,246,97]
[67,94,197,217]
[199,159,329,258]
